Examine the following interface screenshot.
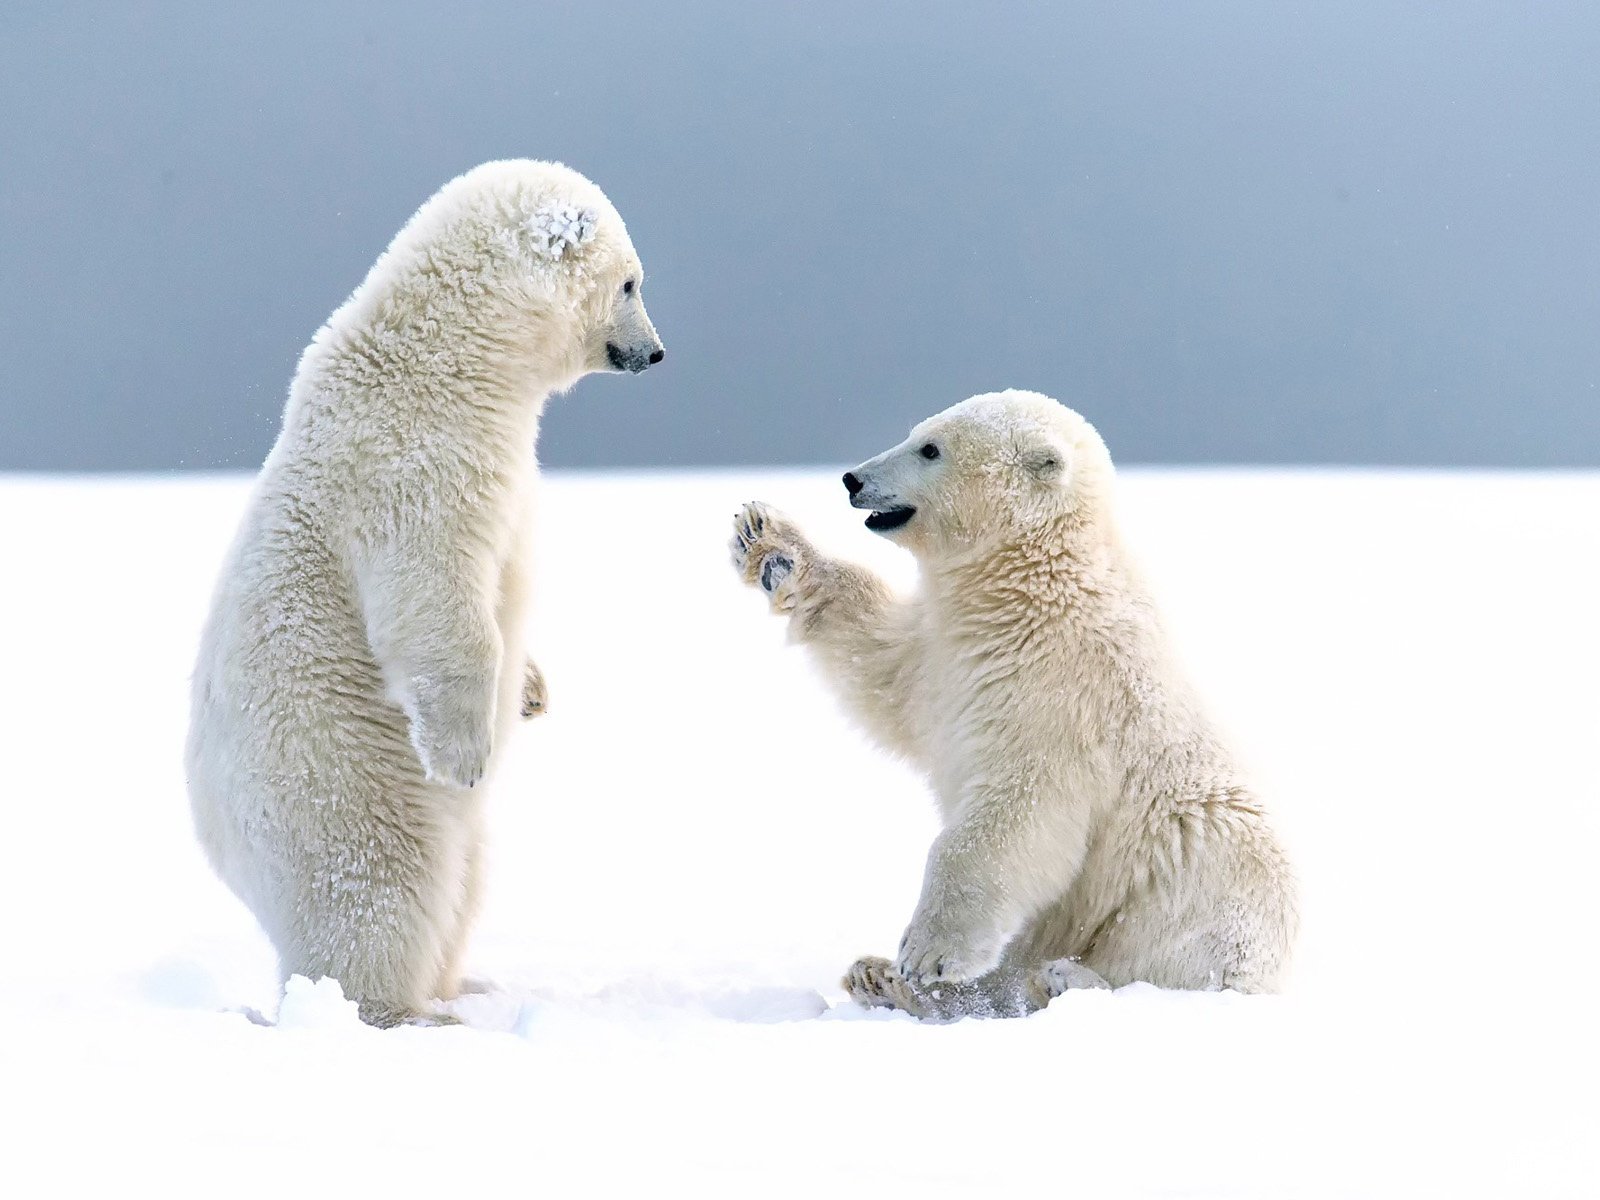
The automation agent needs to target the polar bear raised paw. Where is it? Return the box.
[730,502,810,611]
[520,658,549,719]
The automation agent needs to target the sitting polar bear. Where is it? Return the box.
[187,160,663,1026]
[731,390,1297,1018]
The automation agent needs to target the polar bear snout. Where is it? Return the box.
[598,272,664,373]
[843,465,918,533]
[842,465,894,511]
[605,340,665,373]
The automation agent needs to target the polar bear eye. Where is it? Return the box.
[919,442,940,461]
[622,279,636,296]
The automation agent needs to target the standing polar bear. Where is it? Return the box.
[188,160,663,1026]
[731,390,1296,1018]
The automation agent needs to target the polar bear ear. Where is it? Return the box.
[1024,440,1068,483]
[527,201,600,261]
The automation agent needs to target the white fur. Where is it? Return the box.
[187,160,662,1026]
[731,390,1297,1019]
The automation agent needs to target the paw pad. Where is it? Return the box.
[759,554,793,595]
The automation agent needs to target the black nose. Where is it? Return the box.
[648,348,664,364]
[843,471,863,495]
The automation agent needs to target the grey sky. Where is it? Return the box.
[2,2,1596,470]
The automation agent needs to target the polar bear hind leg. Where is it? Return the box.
[268,816,471,1028]
[434,831,488,1001]
[1075,886,1291,994]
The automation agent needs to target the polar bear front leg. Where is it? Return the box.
[520,657,548,718]
[729,501,923,762]
[356,539,502,790]
[406,667,497,788]
[895,844,1013,986]
[896,776,1093,986]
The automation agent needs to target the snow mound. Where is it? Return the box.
[275,975,362,1030]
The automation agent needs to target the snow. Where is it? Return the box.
[1,467,1596,1196]
[273,973,363,1030]
[529,200,598,259]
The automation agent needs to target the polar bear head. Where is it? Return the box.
[378,159,665,389]
[842,390,1115,557]
[493,161,664,382]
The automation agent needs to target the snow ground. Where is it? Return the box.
[0,468,1596,1197]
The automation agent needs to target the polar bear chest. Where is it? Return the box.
[917,633,1115,828]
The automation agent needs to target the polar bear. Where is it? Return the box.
[187,160,663,1026]
[730,390,1296,1019]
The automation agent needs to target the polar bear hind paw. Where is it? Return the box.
[1027,958,1112,1009]
[843,956,929,1018]
[357,999,462,1029]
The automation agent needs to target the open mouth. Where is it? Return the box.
[864,506,916,532]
